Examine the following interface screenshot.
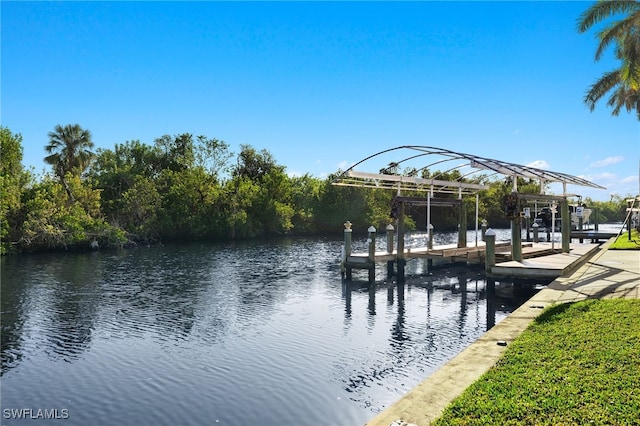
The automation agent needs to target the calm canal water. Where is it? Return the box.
[1,230,541,426]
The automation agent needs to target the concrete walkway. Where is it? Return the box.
[366,242,640,426]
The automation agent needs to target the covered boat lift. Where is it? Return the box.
[332,146,606,281]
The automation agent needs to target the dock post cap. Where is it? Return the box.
[428,223,434,230]
[386,224,394,231]
[532,223,539,228]
[344,221,352,230]
[368,225,376,233]
[485,228,496,236]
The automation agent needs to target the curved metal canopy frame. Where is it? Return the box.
[331,145,606,197]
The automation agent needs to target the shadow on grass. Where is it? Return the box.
[533,299,598,325]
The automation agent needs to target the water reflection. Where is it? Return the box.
[343,266,499,330]
[1,236,544,426]
[94,248,205,344]
[1,256,26,373]
[338,268,542,410]
[485,278,496,329]
[389,283,407,352]
[1,253,103,370]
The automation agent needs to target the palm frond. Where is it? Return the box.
[595,17,639,60]
[585,69,622,110]
[579,1,640,119]
[45,124,95,178]
[606,84,640,117]
[578,0,640,33]
[44,153,61,166]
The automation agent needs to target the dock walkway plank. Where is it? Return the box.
[490,243,600,279]
[345,240,601,280]
[347,241,512,264]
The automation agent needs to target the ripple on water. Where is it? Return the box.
[1,236,524,426]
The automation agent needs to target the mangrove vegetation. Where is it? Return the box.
[0,125,633,255]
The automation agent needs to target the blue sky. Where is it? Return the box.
[2,1,639,201]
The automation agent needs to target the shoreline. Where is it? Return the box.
[366,238,640,426]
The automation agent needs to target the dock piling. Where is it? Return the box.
[457,201,467,248]
[343,221,352,281]
[485,228,496,274]
[368,225,376,283]
[386,224,395,277]
[561,201,570,253]
[397,202,406,284]
[427,223,434,268]
[511,216,523,262]
[511,198,523,262]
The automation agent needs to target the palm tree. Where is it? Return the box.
[578,0,640,119]
[45,124,95,179]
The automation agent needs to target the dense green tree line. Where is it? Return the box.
[0,125,633,255]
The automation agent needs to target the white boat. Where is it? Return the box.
[531,204,592,232]
[569,205,592,229]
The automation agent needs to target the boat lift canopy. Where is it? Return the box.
[332,146,607,263]
[331,145,606,197]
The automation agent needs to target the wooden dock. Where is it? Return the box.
[345,241,511,266]
[489,242,600,279]
[344,240,604,281]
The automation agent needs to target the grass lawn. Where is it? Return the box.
[433,299,640,426]
[608,228,640,250]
